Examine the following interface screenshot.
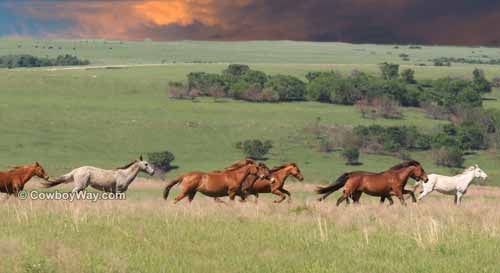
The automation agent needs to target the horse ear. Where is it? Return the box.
[139,155,143,161]
[35,161,40,166]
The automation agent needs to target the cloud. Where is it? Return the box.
[9,0,500,45]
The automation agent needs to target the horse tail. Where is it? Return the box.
[41,171,75,188]
[316,173,350,201]
[163,176,183,200]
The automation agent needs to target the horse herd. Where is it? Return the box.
[0,156,489,205]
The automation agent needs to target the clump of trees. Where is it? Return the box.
[168,64,492,118]
[431,57,500,66]
[0,54,90,68]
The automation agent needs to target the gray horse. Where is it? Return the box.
[43,156,154,193]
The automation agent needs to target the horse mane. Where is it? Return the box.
[115,160,137,170]
[388,160,421,171]
[222,158,255,171]
[270,163,295,173]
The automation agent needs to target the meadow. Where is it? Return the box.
[1,39,500,272]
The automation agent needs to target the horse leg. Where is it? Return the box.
[336,192,350,207]
[280,188,292,203]
[72,174,89,193]
[173,190,190,204]
[351,191,362,204]
[187,191,197,203]
[417,188,432,201]
[404,189,417,203]
[386,196,394,206]
[272,190,287,203]
[253,193,259,204]
[456,191,464,205]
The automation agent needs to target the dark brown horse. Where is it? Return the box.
[244,163,304,203]
[163,159,269,203]
[0,162,49,195]
[316,160,428,206]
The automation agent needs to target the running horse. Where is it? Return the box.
[317,160,428,206]
[244,163,304,203]
[0,162,50,195]
[163,159,269,203]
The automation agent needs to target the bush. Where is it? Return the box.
[472,68,492,94]
[342,148,360,165]
[0,54,89,68]
[236,139,273,159]
[265,75,306,101]
[147,151,175,172]
[432,147,464,168]
[401,69,416,84]
[491,77,500,88]
[168,82,190,99]
[379,63,399,80]
[356,97,402,119]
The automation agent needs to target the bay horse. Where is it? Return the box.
[163,159,268,203]
[41,156,155,193]
[244,163,304,203]
[0,162,49,195]
[317,160,428,206]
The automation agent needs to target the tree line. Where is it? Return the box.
[0,54,90,68]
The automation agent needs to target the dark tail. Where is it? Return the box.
[316,173,350,201]
[40,171,74,188]
[163,176,183,200]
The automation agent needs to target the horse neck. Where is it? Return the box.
[272,167,291,187]
[119,163,141,186]
[458,171,476,188]
[394,166,416,185]
[230,165,252,182]
[17,167,37,186]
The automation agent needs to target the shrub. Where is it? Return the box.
[265,75,306,101]
[401,68,416,84]
[356,97,402,119]
[472,68,492,93]
[342,148,360,165]
[237,139,273,159]
[379,63,399,80]
[168,81,190,99]
[432,147,464,168]
[491,77,500,88]
[147,151,175,172]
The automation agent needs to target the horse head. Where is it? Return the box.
[470,165,488,181]
[33,162,49,180]
[257,163,271,179]
[288,163,304,182]
[137,155,155,176]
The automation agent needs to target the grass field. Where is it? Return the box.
[1,39,500,272]
[1,181,500,273]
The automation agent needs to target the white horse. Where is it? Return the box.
[415,165,488,205]
[42,156,155,193]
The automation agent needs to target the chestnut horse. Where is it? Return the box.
[0,162,49,195]
[317,160,428,206]
[163,159,269,203]
[244,163,304,203]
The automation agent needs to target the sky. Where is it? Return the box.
[1,0,500,45]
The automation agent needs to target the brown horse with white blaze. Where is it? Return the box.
[317,160,428,206]
[245,163,304,203]
[163,159,269,203]
[0,162,49,195]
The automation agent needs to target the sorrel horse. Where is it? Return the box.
[316,160,428,206]
[42,156,154,193]
[163,159,268,203]
[0,162,49,195]
[244,163,304,203]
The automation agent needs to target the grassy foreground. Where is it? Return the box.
[1,182,500,273]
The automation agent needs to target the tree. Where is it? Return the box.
[432,147,464,168]
[379,63,399,80]
[223,64,250,77]
[342,148,360,165]
[265,75,306,101]
[401,68,416,84]
[472,68,492,93]
[236,139,273,159]
[147,151,175,172]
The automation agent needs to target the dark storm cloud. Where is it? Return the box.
[6,0,500,45]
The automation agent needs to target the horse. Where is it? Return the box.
[244,163,304,203]
[0,162,49,195]
[414,165,488,205]
[163,159,269,203]
[316,160,428,206]
[41,156,155,193]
